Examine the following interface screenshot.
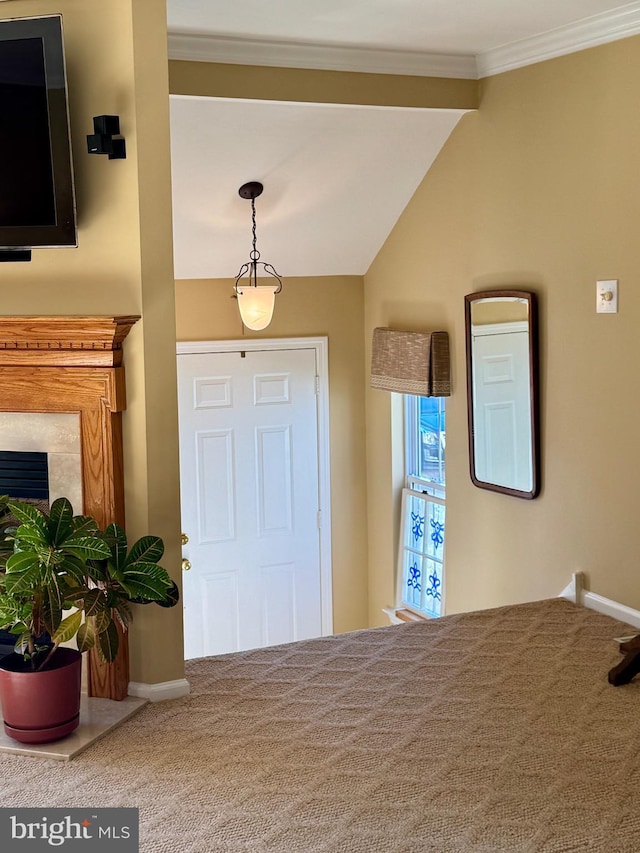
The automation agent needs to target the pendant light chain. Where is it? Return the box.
[250,196,259,262]
[233,180,283,331]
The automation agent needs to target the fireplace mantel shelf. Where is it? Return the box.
[0,316,141,367]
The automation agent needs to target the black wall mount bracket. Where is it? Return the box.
[0,249,31,262]
[87,115,126,160]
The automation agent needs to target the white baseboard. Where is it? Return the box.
[560,572,640,629]
[128,678,190,702]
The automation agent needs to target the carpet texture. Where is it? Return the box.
[1,599,640,851]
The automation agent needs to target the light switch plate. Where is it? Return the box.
[596,279,618,313]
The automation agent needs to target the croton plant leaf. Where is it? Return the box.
[7,501,48,537]
[47,498,74,545]
[97,620,120,663]
[76,618,95,653]
[126,535,164,567]
[51,609,82,645]
[120,563,173,601]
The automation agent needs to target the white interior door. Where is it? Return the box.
[178,345,326,659]
[471,326,532,491]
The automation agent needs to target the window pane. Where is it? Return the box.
[401,396,446,619]
[422,558,443,618]
[398,488,445,619]
[425,500,445,559]
[419,396,446,485]
[402,550,423,609]
[404,492,426,551]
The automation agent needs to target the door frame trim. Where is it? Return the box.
[176,336,333,637]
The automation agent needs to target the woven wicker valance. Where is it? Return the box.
[370,327,451,396]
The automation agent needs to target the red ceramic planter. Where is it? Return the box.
[0,647,82,744]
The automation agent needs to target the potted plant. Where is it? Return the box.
[0,496,177,744]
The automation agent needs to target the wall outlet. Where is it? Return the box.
[596,279,618,313]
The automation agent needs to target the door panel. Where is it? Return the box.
[196,429,235,542]
[256,425,292,534]
[178,347,323,659]
[472,330,531,492]
[262,562,296,646]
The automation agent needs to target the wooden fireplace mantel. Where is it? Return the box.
[0,315,140,700]
[0,315,140,368]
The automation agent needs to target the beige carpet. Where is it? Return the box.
[1,599,640,851]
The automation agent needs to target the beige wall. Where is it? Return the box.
[2,1,183,684]
[175,276,368,633]
[365,35,640,625]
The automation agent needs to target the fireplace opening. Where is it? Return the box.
[0,450,49,501]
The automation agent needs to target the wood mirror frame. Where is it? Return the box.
[464,290,540,500]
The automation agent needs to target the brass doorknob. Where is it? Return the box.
[182,558,192,572]
[181,533,189,546]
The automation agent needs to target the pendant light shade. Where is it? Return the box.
[234,181,282,331]
[236,283,279,331]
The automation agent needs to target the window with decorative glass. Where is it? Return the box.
[397,395,446,618]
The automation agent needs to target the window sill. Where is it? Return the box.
[383,607,429,626]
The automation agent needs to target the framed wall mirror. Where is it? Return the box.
[464,290,540,499]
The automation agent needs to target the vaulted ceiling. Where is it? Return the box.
[167,1,638,278]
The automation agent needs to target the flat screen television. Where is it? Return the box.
[0,15,76,257]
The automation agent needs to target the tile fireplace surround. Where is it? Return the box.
[0,412,82,510]
[0,316,139,702]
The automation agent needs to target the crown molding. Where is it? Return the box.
[477,1,640,77]
[168,32,477,79]
[169,4,640,82]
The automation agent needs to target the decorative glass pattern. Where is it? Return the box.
[426,501,445,559]
[399,488,445,619]
[403,552,422,609]
[423,559,443,618]
[405,493,425,549]
[408,560,421,591]
[411,510,425,545]
[431,519,444,549]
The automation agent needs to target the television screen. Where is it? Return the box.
[0,15,76,251]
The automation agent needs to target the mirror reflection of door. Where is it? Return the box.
[471,321,531,491]
[464,291,539,499]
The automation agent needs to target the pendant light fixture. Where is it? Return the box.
[234,181,282,331]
